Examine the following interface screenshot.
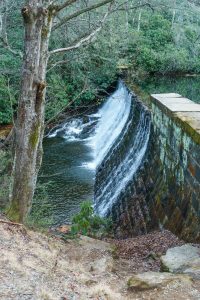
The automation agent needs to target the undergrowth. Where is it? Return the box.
[70,201,113,238]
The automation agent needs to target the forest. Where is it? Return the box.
[0,0,200,223]
[1,0,200,125]
[1,1,200,299]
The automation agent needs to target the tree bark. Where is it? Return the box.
[6,0,116,223]
[7,1,53,222]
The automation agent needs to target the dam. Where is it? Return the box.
[42,80,200,242]
[94,82,200,242]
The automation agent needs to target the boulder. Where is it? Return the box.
[127,271,192,291]
[161,244,200,279]
[89,256,114,273]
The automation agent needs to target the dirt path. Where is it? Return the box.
[0,222,200,300]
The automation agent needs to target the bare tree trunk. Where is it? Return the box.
[172,0,176,27]
[6,0,115,223]
[137,10,142,32]
[125,2,129,32]
[7,1,53,222]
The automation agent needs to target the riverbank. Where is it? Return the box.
[1,214,200,300]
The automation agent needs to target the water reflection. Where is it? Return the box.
[137,75,200,103]
[33,137,95,226]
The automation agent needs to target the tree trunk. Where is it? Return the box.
[7,2,53,222]
[137,10,142,32]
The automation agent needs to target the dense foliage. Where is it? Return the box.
[0,0,200,125]
[71,201,113,237]
[127,13,200,74]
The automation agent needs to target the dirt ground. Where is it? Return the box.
[0,221,200,300]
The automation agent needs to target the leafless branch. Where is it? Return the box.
[49,5,111,56]
[47,60,69,72]
[45,80,88,126]
[0,219,23,226]
[113,1,154,13]
[52,0,114,31]
[54,0,78,12]
[0,36,23,58]
[0,1,23,58]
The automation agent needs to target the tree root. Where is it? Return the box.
[0,219,23,226]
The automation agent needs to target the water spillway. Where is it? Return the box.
[94,81,151,219]
[94,85,200,242]
[42,80,151,228]
[93,81,132,168]
[36,78,200,241]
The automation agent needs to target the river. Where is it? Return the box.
[135,75,200,103]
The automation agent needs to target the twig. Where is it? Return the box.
[0,219,23,226]
[50,3,112,55]
[0,127,13,149]
[45,79,88,126]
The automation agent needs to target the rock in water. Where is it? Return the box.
[127,271,192,291]
[161,244,200,279]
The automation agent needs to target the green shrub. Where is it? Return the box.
[127,13,200,74]
[71,201,113,238]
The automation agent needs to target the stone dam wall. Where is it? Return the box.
[96,90,200,242]
[147,94,200,242]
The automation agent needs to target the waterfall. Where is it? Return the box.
[47,80,151,221]
[93,80,132,167]
[47,115,98,141]
[94,81,151,217]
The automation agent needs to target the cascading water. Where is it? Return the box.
[94,81,151,217]
[47,116,98,141]
[93,81,132,167]
[41,80,150,226]
[36,115,98,225]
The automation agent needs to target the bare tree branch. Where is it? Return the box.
[0,36,23,58]
[52,0,114,31]
[0,1,23,58]
[47,59,69,72]
[49,5,111,55]
[55,0,78,12]
[45,79,88,126]
[113,1,154,13]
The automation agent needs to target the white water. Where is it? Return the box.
[93,81,132,167]
[47,81,132,169]
[95,110,150,216]
[94,81,151,216]
[48,81,150,217]
[47,116,98,142]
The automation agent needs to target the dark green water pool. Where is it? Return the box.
[136,75,200,103]
[31,134,95,226]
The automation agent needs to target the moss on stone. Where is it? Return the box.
[160,261,170,272]
[174,115,200,145]
[127,277,150,290]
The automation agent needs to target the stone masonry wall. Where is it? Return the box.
[112,93,200,242]
[146,95,200,242]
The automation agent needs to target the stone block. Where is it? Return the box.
[161,244,200,279]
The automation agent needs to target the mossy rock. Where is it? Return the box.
[127,271,192,291]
